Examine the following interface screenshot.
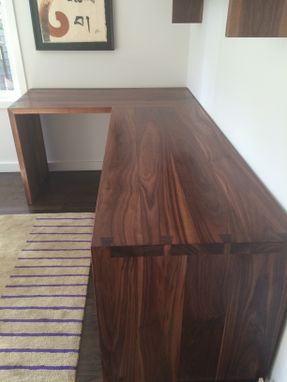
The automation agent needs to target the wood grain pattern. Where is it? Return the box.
[89,89,287,382]
[8,88,191,114]
[8,112,48,204]
[172,0,204,23]
[8,88,193,204]
[92,100,287,249]
[177,249,287,382]
[179,253,230,381]
[226,0,287,37]
[216,251,287,381]
[92,247,187,382]
[8,88,287,381]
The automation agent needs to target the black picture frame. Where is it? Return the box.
[29,0,114,51]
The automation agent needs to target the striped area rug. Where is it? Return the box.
[0,213,94,382]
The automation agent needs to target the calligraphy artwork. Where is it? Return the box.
[29,0,114,50]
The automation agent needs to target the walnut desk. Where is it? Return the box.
[9,88,287,382]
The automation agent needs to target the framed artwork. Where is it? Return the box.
[29,0,114,50]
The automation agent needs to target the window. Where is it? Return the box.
[0,0,26,106]
[0,10,14,91]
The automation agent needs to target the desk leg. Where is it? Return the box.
[9,112,49,205]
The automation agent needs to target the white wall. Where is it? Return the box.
[0,0,190,171]
[187,0,287,213]
[14,0,189,89]
[41,113,110,171]
[187,1,287,381]
[0,110,18,171]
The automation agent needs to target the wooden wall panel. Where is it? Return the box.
[226,0,287,37]
[172,0,204,23]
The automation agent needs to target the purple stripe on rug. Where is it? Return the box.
[0,349,79,353]
[27,240,91,243]
[6,284,88,288]
[0,306,84,310]
[0,365,77,370]
[15,266,90,268]
[0,333,81,337]
[10,274,89,278]
[22,249,90,252]
[0,319,82,323]
[18,257,90,260]
[36,217,94,220]
[1,295,86,299]
[33,225,93,228]
[30,233,92,235]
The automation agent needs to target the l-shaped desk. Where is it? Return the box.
[8,88,287,382]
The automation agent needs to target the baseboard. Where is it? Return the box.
[0,162,20,172]
[48,160,103,171]
[0,160,103,172]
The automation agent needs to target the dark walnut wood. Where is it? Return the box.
[92,100,287,248]
[8,112,48,205]
[172,0,204,23]
[92,248,187,382]
[179,252,287,381]
[9,88,191,114]
[90,90,287,382]
[8,88,191,204]
[226,0,287,37]
[9,88,287,381]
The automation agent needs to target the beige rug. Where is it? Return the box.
[0,213,94,382]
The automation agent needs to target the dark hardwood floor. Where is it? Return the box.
[0,171,101,214]
[0,171,103,382]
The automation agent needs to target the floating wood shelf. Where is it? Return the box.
[226,0,287,37]
[172,0,204,23]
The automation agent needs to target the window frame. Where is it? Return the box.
[0,0,26,108]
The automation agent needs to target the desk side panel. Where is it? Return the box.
[179,253,230,381]
[92,247,187,382]
[179,250,287,382]
[216,250,287,381]
[8,112,48,204]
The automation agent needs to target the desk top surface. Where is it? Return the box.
[9,88,287,251]
[8,88,191,114]
[84,88,287,251]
